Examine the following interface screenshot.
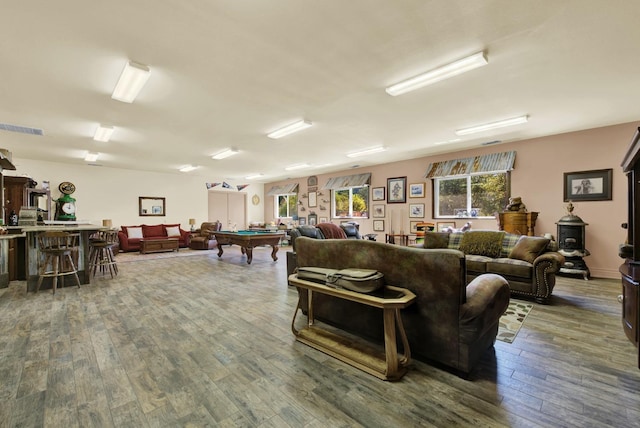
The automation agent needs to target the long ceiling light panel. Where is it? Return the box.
[346,146,387,158]
[179,165,198,172]
[284,163,311,171]
[212,148,239,160]
[85,152,99,162]
[93,124,114,142]
[267,120,312,139]
[112,60,151,103]
[385,51,488,96]
[455,115,529,136]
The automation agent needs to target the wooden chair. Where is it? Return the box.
[89,230,119,278]
[36,231,81,294]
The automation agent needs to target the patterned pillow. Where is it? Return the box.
[509,236,550,263]
[126,226,143,239]
[423,232,450,249]
[459,231,505,258]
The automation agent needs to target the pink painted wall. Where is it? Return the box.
[266,121,639,278]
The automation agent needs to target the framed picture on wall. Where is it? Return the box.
[409,182,425,198]
[298,217,306,226]
[387,177,406,203]
[308,191,317,207]
[409,203,425,218]
[436,221,456,231]
[372,204,386,218]
[372,187,385,201]
[373,220,385,231]
[563,169,612,201]
[308,213,318,226]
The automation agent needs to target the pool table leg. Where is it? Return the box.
[216,242,224,258]
[270,244,279,262]
[244,246,253,264]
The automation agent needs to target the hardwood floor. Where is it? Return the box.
[1,247,639,427]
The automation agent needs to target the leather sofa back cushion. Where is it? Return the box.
[423,232,450,249]
[459,231,505,258]
[509,236,550,263]
[124,226,143,239]
[297,225,325,239]
[142,224,165,237]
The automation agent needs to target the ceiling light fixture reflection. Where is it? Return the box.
[284,163,311,171]
[245,173,264,180]
[85,152,99,162]
[455,115,529,136]
[112,60,151,103]
[434,138,462,146]
[267,120,312,139]
[386,51,488,96]
[93,124,114,142]
[212,148,239,160]
[179,165,198,172]
[346,146,387,158]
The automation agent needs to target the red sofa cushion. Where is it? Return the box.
[142,224,165,238]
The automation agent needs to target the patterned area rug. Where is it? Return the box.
[497,301,533,343]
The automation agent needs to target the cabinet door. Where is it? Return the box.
[621,275,639,345]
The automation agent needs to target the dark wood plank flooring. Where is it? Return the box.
[1,247,638,427]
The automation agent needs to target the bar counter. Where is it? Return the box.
[5,224,105,292]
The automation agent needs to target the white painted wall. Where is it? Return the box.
[4,158,265,229]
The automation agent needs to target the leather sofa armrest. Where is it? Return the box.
[460,273,510,323]
[533,252,565,271]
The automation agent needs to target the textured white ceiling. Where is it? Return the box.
[1,0,639,182]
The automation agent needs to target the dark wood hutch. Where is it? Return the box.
[620,126,640,369]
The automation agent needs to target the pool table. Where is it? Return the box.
[212,230,284,264]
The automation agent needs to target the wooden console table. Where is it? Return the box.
[288,274,416,381]
[498,211,538,236]
[140,238,179,254]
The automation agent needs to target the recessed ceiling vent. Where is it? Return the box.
[0,122,44,136]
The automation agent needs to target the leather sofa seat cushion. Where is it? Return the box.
[486,258,533,279]
[465,255,493,273]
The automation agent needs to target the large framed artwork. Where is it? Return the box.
[139,196,166,216]
[563,169,612,202]
[387,177,407,204]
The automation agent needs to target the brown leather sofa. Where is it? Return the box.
[291,237,510,376]
[188,221,222,250]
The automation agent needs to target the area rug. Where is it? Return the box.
[496,301,533,343]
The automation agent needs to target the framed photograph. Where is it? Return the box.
[563,169,612,202]
[372,204,386,218]
[319,217,328,223]
[409,203,425,218]
[410,221,420,233]
[308,191,317,208]
[308,213,318,226]
[436,221,456,231]
[372,187,386,201]
[298,217,306,226]
[409,182,425,198]
[373,219,385,231]
[387,177,407,204]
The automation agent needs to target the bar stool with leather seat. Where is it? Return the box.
[89,230,119,278]
[36,231,81,294]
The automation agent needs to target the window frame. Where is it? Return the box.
[274,193,298,218]
[331,185,369,219]
[433,170,510,219]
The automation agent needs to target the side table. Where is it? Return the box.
[288,274,416,381]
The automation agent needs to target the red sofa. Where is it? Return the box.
[117,224,191,252]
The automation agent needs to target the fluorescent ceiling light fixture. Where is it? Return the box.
[267,120,312,139]
[179,165,198,172]
[93,124,114,142]
[284,163,311,171]
[245,173,263,180]
[386,51,488,96]
[112,60,151,103]
[346,146,387,158]
[212,148,239,160]
[85,152,99,162]
[455,115,529,136]
[434,138,461,146]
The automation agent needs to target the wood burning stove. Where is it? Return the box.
[556,202,590,280]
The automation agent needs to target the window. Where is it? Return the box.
[434,172,508,218]
[332,186,369,219]
[276,194,298,218]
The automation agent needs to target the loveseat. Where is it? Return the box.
[291,237,510,376]
[422,230,564,304]
[118,224,191,252]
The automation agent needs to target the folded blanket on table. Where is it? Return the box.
[316,223,347,239]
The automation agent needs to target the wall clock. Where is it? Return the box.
[252,194,260,205]
[307,176,317,187]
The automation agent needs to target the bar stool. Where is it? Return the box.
[36,231,81,294]
[89,230,119,278]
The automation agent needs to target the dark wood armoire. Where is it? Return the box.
[620,126,640,369]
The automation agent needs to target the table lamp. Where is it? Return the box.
[102,219,113,229]
[189,218,196,231]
